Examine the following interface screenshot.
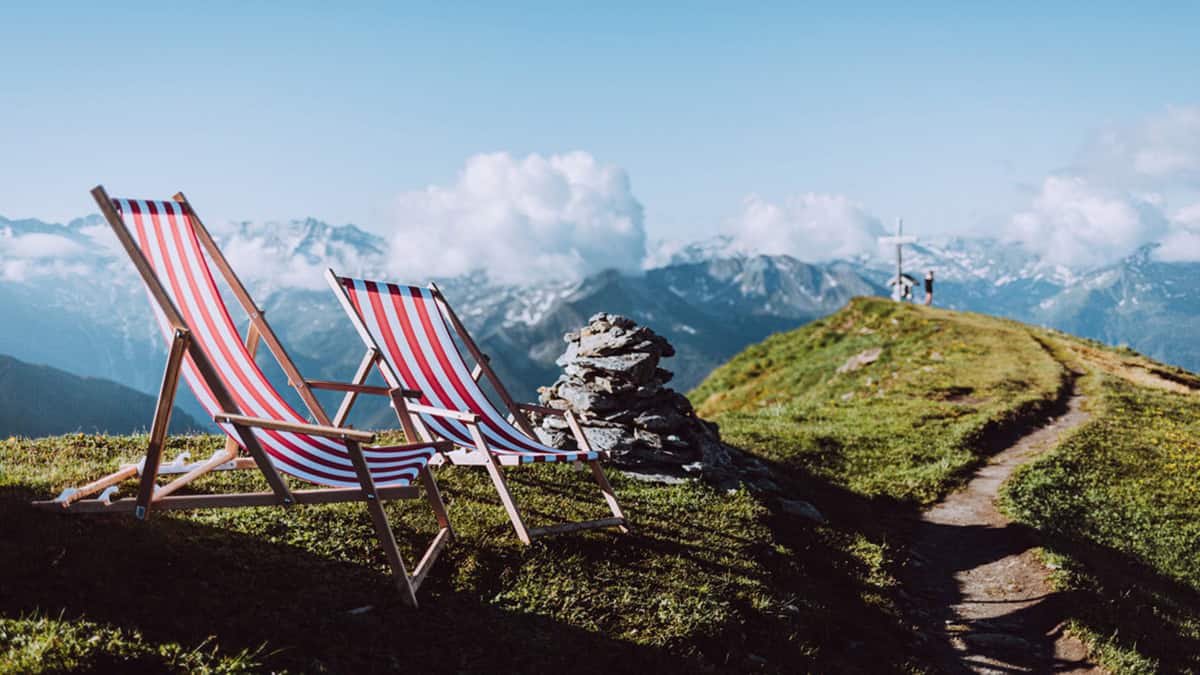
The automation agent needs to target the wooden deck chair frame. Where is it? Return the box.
[325,270,627,544]
[31,186,453,607]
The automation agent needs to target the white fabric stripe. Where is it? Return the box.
[141,277,238,443]
[123,201,428,486]
[394,288,533,453]
[374,284,476,420]
[407,288,562,454]
[145,199,350,473]
[158,203,350,462]
[150,202,364,474]
[353,281,533,454]
[347,279,580,457]
[347,281,477,446]
[404,288,558,454]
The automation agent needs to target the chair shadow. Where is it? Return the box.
[453,454,936,672]
[0,485,693,673]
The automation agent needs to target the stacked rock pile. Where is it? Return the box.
[530,313,740,481]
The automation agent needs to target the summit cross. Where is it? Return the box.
[879,218,917,302]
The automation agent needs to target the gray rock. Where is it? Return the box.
[621,471,690,485]
[572,353,657,382]
[555,342,579,367]
[836,347,883,373]
[779,498,826,523]
[581,426,633,454]
[633,412,674,433]
[534,428,570,447]
[536,311,751,484]
[558,382,622,412]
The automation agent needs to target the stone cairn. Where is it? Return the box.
[530,313,762,485]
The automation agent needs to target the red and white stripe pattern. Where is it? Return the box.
[336,277,599,464]
[112,199,436,487]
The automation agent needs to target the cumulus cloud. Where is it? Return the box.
[220,234,330,292]
[721,192,885,261]
[0,228,93,281]
[217,219,390,292]
[1154,202,1200,262]
[0,230,86,258]
[1005,105,1200,266]
[379,152,646,283]
[1080,105,1200,187]
[1005,175,1169,268]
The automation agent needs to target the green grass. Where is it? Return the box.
[0,431,920,673]
[1002,361,1200,673]
[0,614,263,674]
[693,297,1067,504]
[7,296,1199,672]
[693,297,1200,671]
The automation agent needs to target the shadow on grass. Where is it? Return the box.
[723,453,930,673]
[1038,530,1200,672]
[903,517,1094,673]
[0,485,688,673]
[902,515,1200,673]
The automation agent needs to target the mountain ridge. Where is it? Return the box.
[0,352,202,436]
[4,212,1200,425]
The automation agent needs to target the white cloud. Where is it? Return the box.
[0,228,94,281]
[0,229,86,258]
[1079,105,1200,187]
[1155,202,1200,262]
[1004,106,1200,267]
[721,192,885,261]
[380,152,646,283]
[1173,202,1200,227]
[213,219,390,292]
[1006,175,1169,268]
[220,235,328,292]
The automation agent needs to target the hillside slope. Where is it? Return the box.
[693,297,1069,503]
[693,297,1200,672]
[0,354,201,436]
[3,298,1197,672]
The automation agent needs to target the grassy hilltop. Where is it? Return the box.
[695,297,1200,673]
[1,297,1198,673]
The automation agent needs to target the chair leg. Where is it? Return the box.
[362,492,420,607]
[468,423,532,544]
[588,460,629,533]
[483,457,533,544]
[135,330,189,520]
[419,466,453,536]
[343,440,420,606]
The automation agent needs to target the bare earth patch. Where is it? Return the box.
[907,388,1103,673]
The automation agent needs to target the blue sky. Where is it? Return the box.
[2,2,1199,249]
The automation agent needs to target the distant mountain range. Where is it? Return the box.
[3,212,1198,431]
[0,353,201,437]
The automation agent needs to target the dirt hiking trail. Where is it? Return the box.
[907,388,1103,674]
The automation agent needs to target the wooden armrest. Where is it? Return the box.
[214,413,376,443]
[305,380,423,399]
[517,403,566,417]
[306,380,392,396]
[405,403,479,423]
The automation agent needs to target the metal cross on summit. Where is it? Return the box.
[879,218,917,302]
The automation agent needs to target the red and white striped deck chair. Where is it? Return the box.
[325,270,627,544]
[33,186,453,607]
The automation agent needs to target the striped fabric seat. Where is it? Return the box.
[112,199,437,487]
[336,277,600,464]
